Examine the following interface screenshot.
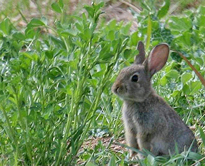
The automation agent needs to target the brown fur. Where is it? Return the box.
[112,42,198,157]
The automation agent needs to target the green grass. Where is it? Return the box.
[0,0,205,165]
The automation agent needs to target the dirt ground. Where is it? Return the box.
[0,0,139,30]
[0,0,202,30]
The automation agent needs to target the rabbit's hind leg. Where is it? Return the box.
[150,138,167,156]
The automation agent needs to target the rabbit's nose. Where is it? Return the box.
[115,86,120,93]
[113,83,124,94]
[112,84,120,94]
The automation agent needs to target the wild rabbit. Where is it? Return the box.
[112,41,198,158]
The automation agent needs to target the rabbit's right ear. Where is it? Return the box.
[148,44,170,77]
[134,41,145,64]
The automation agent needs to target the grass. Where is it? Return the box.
[0,0,205,165]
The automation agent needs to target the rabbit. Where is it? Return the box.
[112,41,198,158]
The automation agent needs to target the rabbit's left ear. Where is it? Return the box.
[148,44,170,77]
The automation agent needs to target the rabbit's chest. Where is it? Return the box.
[123,104,154,134]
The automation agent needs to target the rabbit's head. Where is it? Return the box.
[112,41,170,102]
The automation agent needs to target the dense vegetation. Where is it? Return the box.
[0,0,204,165]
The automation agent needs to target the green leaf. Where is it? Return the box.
[197,6,205,15]
[169,16,192,33]
[121,22,132,35]
[75,22,83,32]
[165,69,179,79]
[107,30,115,41]
[21,52,39,61]
[106,20,117,31]
[84,5,94,17]
[93,2,104,12]
[0,18,12,35]
[51,2,62,13]
[123,49,132,59]
[45,50,54,59]
[79,28,92,41]
[49,35,65,49]
[190,81,202,95]
[108,156,116,166]
[188,152,204,160]
[21,52,33,60]
[181,73,192,85]
[195,57,204,66]
[59,0,64,9]
[61,29,78,36]
[160,76,167,86]
[84,28,92,40]
[196,15,205,27]
[99,43,113,60]
[130,31,141,46]
[175,31,192,47]
[12,32,25,40]
[27,18,46,28]
[25,27,35,38]
[171,90,180,97]
[157,0,170,19]
[182,84,190,95]
[11,111,18,126]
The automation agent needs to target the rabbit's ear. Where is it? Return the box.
[148,44,169,77]
[134,41,145,64]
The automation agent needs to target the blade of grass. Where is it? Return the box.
[146,15,152,51]
[199,127,205,146]
[17,9,28,24]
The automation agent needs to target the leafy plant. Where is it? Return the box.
[0,1,131,165]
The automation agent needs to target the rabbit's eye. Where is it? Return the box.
[131,75,138,82]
